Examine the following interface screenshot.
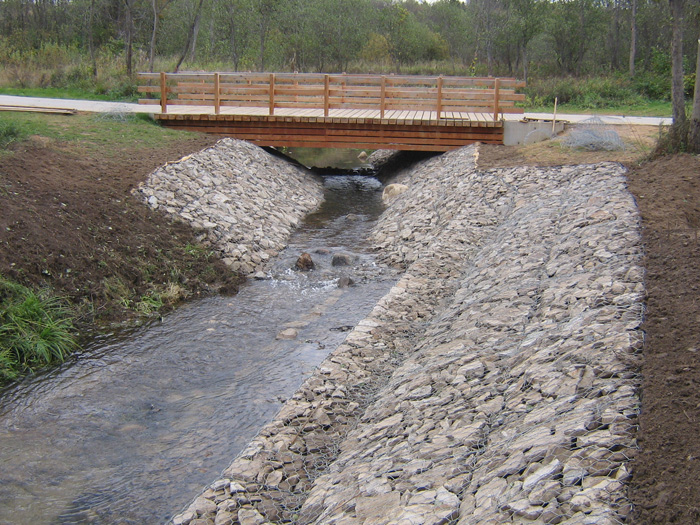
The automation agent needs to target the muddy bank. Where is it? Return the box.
[174,144,643,524]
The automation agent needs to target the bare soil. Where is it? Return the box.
[0,131,241,332]
[479,127,700,523]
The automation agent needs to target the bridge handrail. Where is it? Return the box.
[137,72,525,121]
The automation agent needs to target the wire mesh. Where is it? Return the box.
[172,149,643,525]
[562,117,625,151]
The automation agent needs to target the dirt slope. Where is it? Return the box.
[0,132,241,330]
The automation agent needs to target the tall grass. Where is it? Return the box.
[0,276,78,381]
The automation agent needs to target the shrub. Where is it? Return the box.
[525,74,663,108]
[0,276,78,381]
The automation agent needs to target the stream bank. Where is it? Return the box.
[0,146,398,524]
[176,145,643,524]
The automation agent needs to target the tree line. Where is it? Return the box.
[0,0,697,81]
[1,0,699,149]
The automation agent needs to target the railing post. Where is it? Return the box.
[214,73,220,115]
[324,74,330,117]
[436,75,443,120]
[341,73,347,105]
[380,75,386,119]
[160,71,167,114]
[269,73,275,115]
[493,77,501,121]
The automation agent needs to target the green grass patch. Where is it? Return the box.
[0,276,78,382]
[526,100,672,117]
[0,119,25,148]
[0,111,198,153]
[522,75,673,117]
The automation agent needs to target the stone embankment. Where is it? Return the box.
[137,138,325,275]
[171,144,643,525]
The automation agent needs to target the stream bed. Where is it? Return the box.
[0,173,397,524]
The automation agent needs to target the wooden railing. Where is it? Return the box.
[138,72,525,121]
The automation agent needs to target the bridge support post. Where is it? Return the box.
[437,76,443,120]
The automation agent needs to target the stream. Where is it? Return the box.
[0,169,397,524]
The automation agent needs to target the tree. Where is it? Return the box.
[255,0,280,71]
[690,37,700,152]
[221,0,256,70]
[508,0,546,81]
[123,0,136,77]
[629,0,637,76]
[174,0,206,72]
[548,0,604,75]
[425,0,475,71]
[669,0,686,134]
[150,0,174,72]
[472,0,505,75]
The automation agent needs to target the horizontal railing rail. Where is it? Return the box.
[137,72,525,121]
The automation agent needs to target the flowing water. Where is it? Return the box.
[0,174,397,524]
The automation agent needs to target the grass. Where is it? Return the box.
[0,275,78,382]
[0,119,24,148]
[526,100,672,118]
[0,111,198,154]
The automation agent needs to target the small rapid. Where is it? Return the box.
[0,172,397,524]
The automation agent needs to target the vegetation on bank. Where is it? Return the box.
[0,276,77,382]
[0,111,241,384]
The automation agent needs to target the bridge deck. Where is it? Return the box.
[140,73,524,151]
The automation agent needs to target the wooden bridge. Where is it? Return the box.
[138,72,525,151]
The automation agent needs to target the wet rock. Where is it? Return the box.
[331,253,354,267]
[294,252,315,271]
[276,328,298,340]
[337,276,355,288]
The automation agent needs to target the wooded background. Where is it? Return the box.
[0,0,697,90]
